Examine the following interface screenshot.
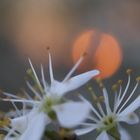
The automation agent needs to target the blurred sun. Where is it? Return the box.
[72,30,122,79]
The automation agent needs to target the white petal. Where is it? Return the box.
[118,112,139,125]
[49,80,67,97]
[4,137,18,140]
[11,116,27,133]
[20,112,49,140]
[50,70,99,97]
[74,126,97,136]
[52,101,90,128]
[119,96,140,117]
[118,125,131,140]
[96,131,110,140]
[11,109,38,133]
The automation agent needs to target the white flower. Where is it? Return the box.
[75,70,140,140]
[2,52,99,140]
[2,107,49,140]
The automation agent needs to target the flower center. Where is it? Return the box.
[99,115,116,131]
[41,96,62,120]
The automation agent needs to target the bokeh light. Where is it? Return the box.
[72,30,122,79]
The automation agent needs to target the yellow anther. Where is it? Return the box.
[34,96,40,101]
[27,68,32,75]
[0,134,4,139]
[96,78,102,83]
[96,78,104,88]
[16,93,24,99]
[98,96,104,102]
[0,118,10,127]
[88,86,93,91]
[118,80,123,85]
[112,84,118,91]
[136,76,140,82]
[126,69,132,75]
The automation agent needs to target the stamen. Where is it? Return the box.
[82,52,88,57]
[2,92,22,99]
[21,89,33,100]
[112,84,118,92]
[136,76,140,83]
[41,64,48,92]
[118,80,123,85]
[0,134,4,139]
[79,95,102,120]
[63,52,86,82]
[88,85,105,117]
[46,46,50,51]
[88,86,97,101]
[117,81,139,114]
[126,69,132,75]
[87,115,99,123]
[80,122,96,126]
[115,72,131,112]
[48,52,55,84]
[0,118,10,128]
[97,78,112,114]
[96,78,104,89]
[102,88,112,114]
[26,81,42,100]
[113,85,122,112]
[11,101,21,116]
[28,58,42,87]
[98,96,104,103]
[2,98,40,104]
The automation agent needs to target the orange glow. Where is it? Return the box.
[72,30,122,79]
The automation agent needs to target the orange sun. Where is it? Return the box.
[72,30,122,79]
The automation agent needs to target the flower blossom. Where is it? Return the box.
[1,52,99,140]
[75,69,140,140]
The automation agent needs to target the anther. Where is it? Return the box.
[136,76,140,83]
[46,46,50,51]
[98,96,104,103]
[96,78,104,88]
[0,134,4,139]
[112,84,118,91]
[27,69,32,75]
[87,86,97,101]
[0,118,10,127]
[88,86,93,91]
[118,80,123,85]
[82,52,88,57]
[126,69,132,75]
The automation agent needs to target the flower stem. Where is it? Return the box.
[44,130,80,140]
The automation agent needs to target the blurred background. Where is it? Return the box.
[1,0,140,139]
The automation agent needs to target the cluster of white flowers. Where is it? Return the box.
[75,70,140,140]
[0,52,140,140]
